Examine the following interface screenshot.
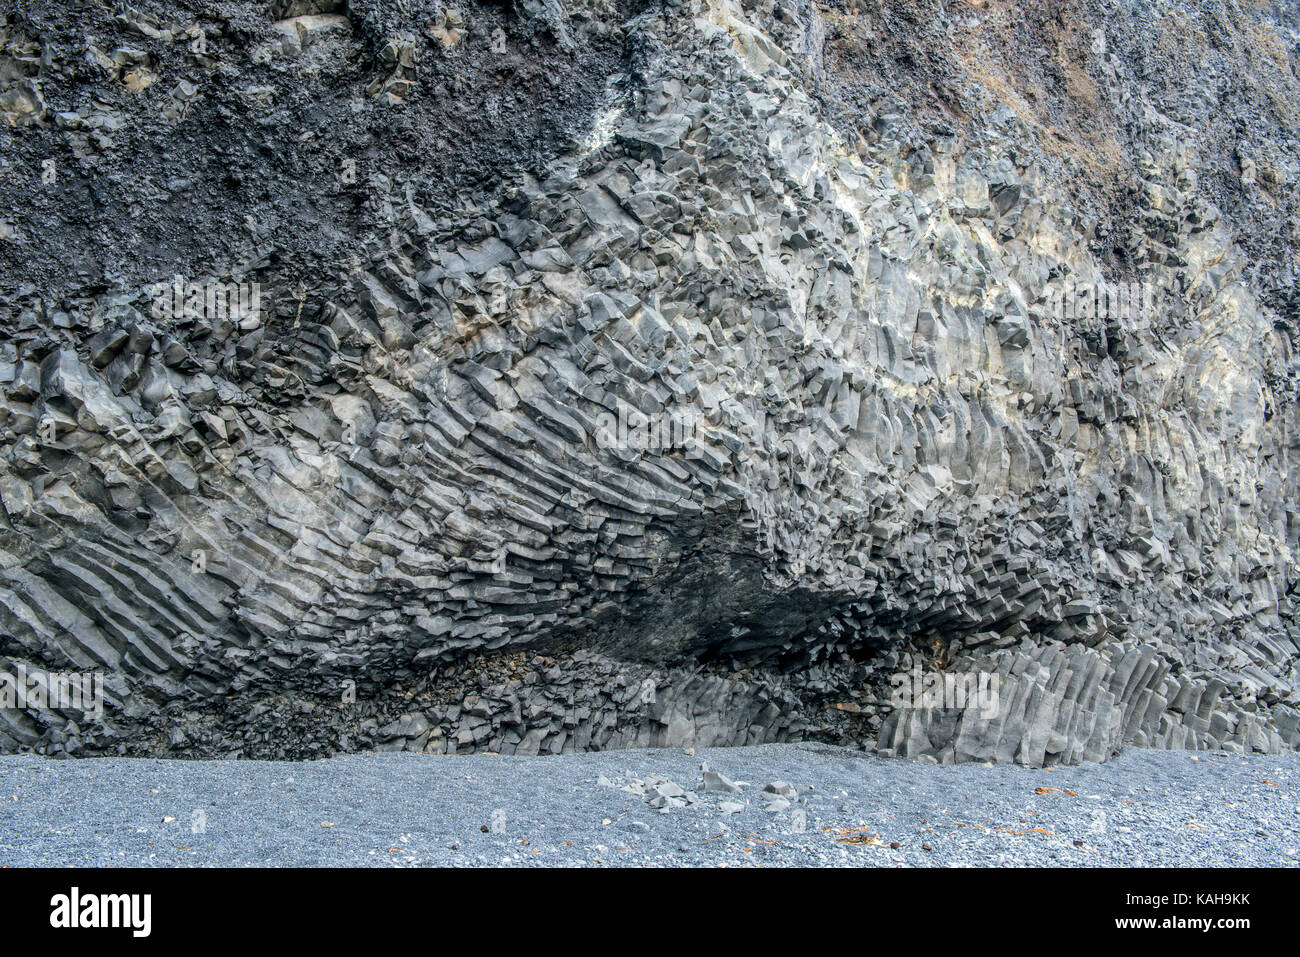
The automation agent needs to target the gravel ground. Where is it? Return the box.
[1,745,1297,867]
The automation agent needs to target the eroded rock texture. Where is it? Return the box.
[0,0,1297,762]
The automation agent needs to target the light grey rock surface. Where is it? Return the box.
[0,0,1297,763]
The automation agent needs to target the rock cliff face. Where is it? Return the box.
[1,0,1298,763]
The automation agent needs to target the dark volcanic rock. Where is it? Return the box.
[0,0,1297,764]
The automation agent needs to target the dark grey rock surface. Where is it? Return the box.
[0,0,1297,762]
[1,744,1297,866]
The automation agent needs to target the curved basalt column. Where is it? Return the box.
[0,0,1296,762]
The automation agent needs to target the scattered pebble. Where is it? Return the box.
[0,745,1295,866]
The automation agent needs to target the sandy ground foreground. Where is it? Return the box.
[1,744,1297,867]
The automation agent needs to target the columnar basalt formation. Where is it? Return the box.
[0,0,1297,763]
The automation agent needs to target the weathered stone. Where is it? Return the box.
[0,0,1296,767]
